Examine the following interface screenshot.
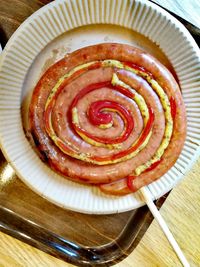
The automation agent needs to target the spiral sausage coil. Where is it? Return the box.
[29,44,186,195]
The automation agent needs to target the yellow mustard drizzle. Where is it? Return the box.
[98,122,113,129]
[111,73,149,125]
[45,62,98,109]
[123,66,173,175]
[72,107,121,150]
[44,59,173,170]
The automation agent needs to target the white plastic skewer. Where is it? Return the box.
[140,187,190,267]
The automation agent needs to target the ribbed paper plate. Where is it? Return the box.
[0,0,200,214]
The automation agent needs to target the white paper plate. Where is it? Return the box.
[0,0,200,214]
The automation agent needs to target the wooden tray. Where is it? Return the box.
[0,1,199,266]
[0,150,167,266]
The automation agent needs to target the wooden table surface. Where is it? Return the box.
[0,0,200,266]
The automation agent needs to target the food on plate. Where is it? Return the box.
[29,43,186,195]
